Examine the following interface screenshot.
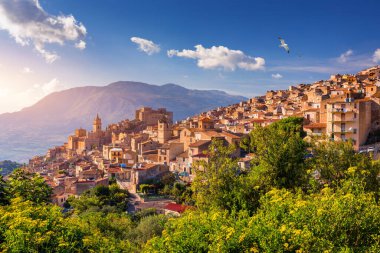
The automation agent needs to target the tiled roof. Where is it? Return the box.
[164,203,191,213]
[304,123,327,129]
[189,140,211,148]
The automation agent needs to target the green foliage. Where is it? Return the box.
[310,141,380,192]
[146,187,380,252]
[140,184,153,194]
[133,215,168,246]
[192,138,250,212]
[132,208,158,222]
[71,211,136,252]
[7,169,52,204]
[0,174,9,205]
[160,172,176,186]
[67,184,129,214]
[0,198,84,252]
[247,117,309,189]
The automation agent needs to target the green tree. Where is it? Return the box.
[146,186,380,252]
[72,211,136,252]
[160,172,176,186]
[310,141,380,192]
[247,117,309,189]
[134,215,167,247]
[191,139,249,212]
[0,198,84,252]
[67,184,129,214]
[7,169,52,204]
[0,173,8,205]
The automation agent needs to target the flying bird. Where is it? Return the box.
[278,37,290,54]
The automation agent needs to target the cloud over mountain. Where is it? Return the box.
[168,45,265,71]
[0,0,87,63]
[131,37,160,55]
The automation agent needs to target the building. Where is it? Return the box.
[67,114,111,154]
[158,119,172,144]
[135,107,173,126]
[326,96,371,149]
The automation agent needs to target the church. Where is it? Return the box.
[67,114,111,155]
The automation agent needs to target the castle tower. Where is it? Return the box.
[158,119,171,144]
[93,114,102,133]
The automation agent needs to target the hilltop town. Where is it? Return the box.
[26,66,380,207]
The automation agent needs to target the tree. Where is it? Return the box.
[7,169,52,204]
[0,198,84,252]
[160,172,176,186]
[71,211,136,252]
[310,141,380,192]
[67,184,129,214]
[145,187,380,252]
[191,139,249,212]
[134,215,167,247]
[0,173,8,205]
[246,117,309,189]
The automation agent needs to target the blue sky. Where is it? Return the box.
[0,0,379,113]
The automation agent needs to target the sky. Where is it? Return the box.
[0,0,380,113]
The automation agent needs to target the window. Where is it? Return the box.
[353,129,357,134]
[354,113,357,119]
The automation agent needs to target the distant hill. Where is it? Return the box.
[0,81,246,162]
[0,160,22,176]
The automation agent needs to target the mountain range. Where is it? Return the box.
[0,81,246,162]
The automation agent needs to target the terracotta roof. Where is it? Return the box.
[177,151,189,158]
[192,153,209,158]
[107,167,123,173]
[164,203,191,213]
[189,140,211,148]
[139,163,158,170]
[303,108,320,112]
[304,123,327,129]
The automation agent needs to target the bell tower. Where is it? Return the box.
[93,114,102,133]
[158,118,171,144]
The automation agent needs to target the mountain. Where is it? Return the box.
[0,160,23,176]
[0,81,246,162]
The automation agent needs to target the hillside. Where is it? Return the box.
[0,81,246,162]
[0,160,22,176]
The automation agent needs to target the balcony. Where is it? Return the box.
[328,118,355,122]
[332,129,355,134]
[330,108,355,113]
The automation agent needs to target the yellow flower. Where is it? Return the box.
[294,229,301,235]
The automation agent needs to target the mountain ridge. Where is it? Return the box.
[0,81,246,162]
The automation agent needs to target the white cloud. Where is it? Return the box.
[22,67,33,74]
[167,45,265,71]
[338,49,353,63]
[33,78,65,96]
[271,73,283,79]
[0,0,87,63]
[75,40,86,50]
[373,49,380,63]
[130,37,160,55]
